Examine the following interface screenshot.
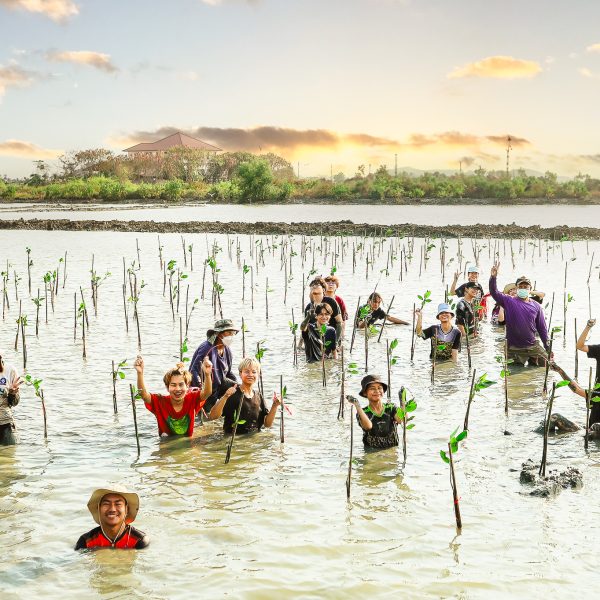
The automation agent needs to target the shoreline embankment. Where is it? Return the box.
[2,218,600,239]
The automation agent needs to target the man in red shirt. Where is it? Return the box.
[75,487,149,550]
[135,355,212,437]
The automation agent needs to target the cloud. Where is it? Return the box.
[47,50,118,73]
[578,67,600,79]
[586,43,600,53]
[0,0,78,21]
[0,139,62,158]
[111,126,530,155]
[448,55,542,79]
[0,64,34,98]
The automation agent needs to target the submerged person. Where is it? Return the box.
[576,318,600,380]
[451,265,487,318]
[357,292,409,329]
[324,275,348,339]
[208,357,280,434]
[491,283,516,326]
[415,303,461,361]
[189,319,238,410]
[455,282,479,338]
[347,375,402,449]
[135,355,213,437]
[305,277,343,341]
[489,263,550,367]
[550,362,600,439]
[75,487,149,550]
[300,302,337,363]
[0,353,22,446]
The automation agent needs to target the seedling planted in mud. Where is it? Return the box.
[440,427,468,529]
[25,374,47,439]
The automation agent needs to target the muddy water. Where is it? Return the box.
[2,202,600,227]
[0,230,599,599]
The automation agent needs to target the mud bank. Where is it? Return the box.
[3,218,600,239]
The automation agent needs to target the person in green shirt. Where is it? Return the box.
[347,375,402,449]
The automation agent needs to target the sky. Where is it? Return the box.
[0,0,599,179]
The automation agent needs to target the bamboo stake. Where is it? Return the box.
[346,404,354,500]
[585,367,592,450]
[112,360,118,414]
[40,389,48,439]
[225,394,244,464]
[377,295,395,343]
[539,383,556,477]
[130,384,141,455]
[463,369,477,431]
[338,344,345,420]
[279,375,285,444]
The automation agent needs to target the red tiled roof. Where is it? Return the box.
[124,132,222,152]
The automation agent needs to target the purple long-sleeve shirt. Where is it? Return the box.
[489,276,549,348]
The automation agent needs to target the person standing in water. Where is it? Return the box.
[189,319,239,410]
[357,292,409,329]
[0,352,22,446]
[415,303,461,361]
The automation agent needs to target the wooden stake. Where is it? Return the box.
[129,384,140,455]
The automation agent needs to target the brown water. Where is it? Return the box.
[0,229,598,599]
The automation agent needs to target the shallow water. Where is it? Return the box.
[2,201,600,227]
[0,230,599,599]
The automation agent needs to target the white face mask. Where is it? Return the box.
[517,288,529,299]
[221,335,234,347]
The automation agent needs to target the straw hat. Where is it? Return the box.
[87,487,139,525]
[503,283,517,294]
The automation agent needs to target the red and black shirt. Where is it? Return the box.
[75,525,149,550]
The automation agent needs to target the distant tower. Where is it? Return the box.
[506,135,512,178]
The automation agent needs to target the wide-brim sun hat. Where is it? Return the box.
[359,374,388,398]
[87,487,139,525]
[503,283,517,294]
[467,265,479,273]
[436,303,455,318]
[206,319,239,342]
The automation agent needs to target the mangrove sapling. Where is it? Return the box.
[225,399,246,465]
[377,295,395,343]
[440,428,468,530]
[539,382,558,477]
[186,297,199,337]
[344,398,356,500]
[279,376,286,444]
[111,359,127,414]
[24,375,47,439]
[136,238,141,268]
[463,371,496,431]
[397,388,417,466]
[14,300,21,351]
[349,297,362,353]
[78,300,87,359]
[338,345,347,420]
[495,342,513,416]
[32,290,42,337]
[289,315,299,366]
[26,247,32,295]
[574,319,579,379]
[584,368,594,450]
[543,326,561,395]
[255,342,266,398]
[188,244,194,271]
[129,384,141,455]
[18,314,27,369]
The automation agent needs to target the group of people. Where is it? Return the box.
[2,259,599,551]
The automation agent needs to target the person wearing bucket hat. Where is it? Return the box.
[0,351,22,446]
[415,303,461,361]
[189,319,239,410]
[450,265,485,300]
[75,487,149,550]
[489,261,550,366]
[346,375,404,449]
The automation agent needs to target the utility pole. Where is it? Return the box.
[506,135,512,178]
[459,160,462,174]
[330,164,333,183]
[394,153,398,177]
[297,161,300,179]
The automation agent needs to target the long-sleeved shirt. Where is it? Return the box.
[189,340,235,394]
[489,276,549,348]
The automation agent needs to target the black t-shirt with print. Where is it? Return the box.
[422,325,461,359]
[304,296,340,322]
[360,305,386,326]
[455,282,484,299]
[455,299,475,331]
[222,389,268,434]
[357,403,399,449]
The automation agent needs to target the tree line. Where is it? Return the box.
[1,147,599,202]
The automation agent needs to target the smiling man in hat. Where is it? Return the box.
[75,487,149,550]
[450,265,485,300]
[346,375,403,449]
[415,302,461,361]
[189,319,239,411]
[490,262,550,366]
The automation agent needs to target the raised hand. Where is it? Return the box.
[345,394,360,407]
[491,261,500,277]
[134,355,144,373]
[587,318,596,329]
[202,356,213,375]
